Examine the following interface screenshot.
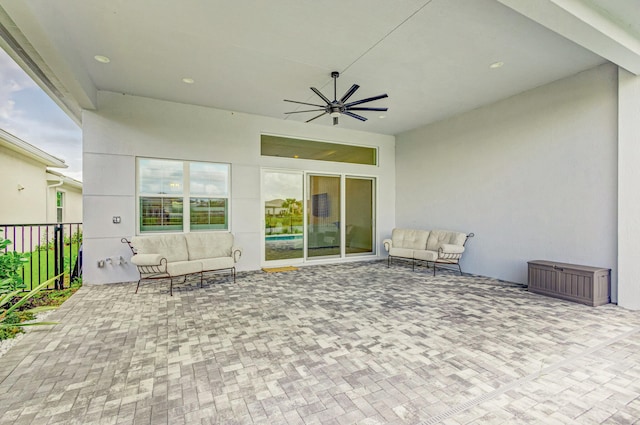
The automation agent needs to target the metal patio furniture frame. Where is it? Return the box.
[387,233,474,276]
[122,238,236,296]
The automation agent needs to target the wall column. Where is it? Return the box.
[618,67,640,310]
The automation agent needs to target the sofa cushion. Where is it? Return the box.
[426,230,467,251]
[439,244,465,254]
[414,250,438,262]
[166,260,202,276]
[391,228,430,250]
[185,232,233,260]
[200,257,234,271]
[389,247,415,259]
[130,254,165,267]
[131,234,189,262]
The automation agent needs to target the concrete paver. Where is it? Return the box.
[1,261,639,424]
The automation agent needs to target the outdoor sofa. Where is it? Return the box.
[122,232,242,295]
[383,228,474,275]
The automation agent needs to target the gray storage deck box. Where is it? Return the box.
[527,260,610,306]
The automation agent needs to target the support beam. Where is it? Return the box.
[618,67,640,310]
[498,0,640,75]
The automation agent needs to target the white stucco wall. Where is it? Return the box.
[395,64,618,300]
[0,145,48,224]
[618,68,640,310]
[82,92,396,284]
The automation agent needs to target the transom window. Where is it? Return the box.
[261,134,377,165]
[137,158,230,233]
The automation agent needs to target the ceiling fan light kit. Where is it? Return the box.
[284,71,388,125]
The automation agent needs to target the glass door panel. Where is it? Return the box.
[263,171,304,262]
[345,177,375,255]
[307,175,341,258]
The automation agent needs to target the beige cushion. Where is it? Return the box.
[440,244,465,254]
[200,257,234,271]
[389,247,414,258]
[383,238,392,252]
[391,228,430,250]
[130,253,164,266]
[131,234,189,262]
[414,250,438,261]
[426,230,467,251]
[185,232,233,260]
[166,260,202,276]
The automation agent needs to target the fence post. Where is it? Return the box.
[54,224,64,289]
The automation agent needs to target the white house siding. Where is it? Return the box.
[0,144,49,224]
[395,64,618,301]
[82,92,396,285]
[65,187,83,223]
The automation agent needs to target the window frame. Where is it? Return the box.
[136,157,231,234]
[56,190,64,223]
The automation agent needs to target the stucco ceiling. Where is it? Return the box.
[0,0,638,135]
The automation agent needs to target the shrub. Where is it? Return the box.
[0,231,29,295]
[0,274,61,340]
[63,230,83,246]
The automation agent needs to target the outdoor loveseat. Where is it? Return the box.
[383,228,474,275]
[122,232,242,295]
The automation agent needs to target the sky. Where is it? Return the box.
[0,48,82,181]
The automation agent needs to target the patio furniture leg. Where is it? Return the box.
[200,272,203,288]
[135,279,141,294]
[387,255,390,268]
[170,278,173,296]
[433,263,436,276]
[232,267,236,283]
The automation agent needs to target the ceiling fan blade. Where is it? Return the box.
[284,109,326,115]
[310,87,332,105]
[347,107,388,112]
[306,112,328,123]
[344,93,388,108]
[339,84,360,103]
[284,99,325,108]
[343,111,368,122]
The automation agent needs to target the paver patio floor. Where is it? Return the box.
[1,261,639,424]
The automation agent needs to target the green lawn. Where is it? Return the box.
[19,245,79,290]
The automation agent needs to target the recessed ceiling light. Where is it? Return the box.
[182,78,195,84]
[94,55,110,63]
[379,115,386,119]
[489,61,504,69]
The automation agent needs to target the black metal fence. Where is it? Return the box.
[0,223,82,290]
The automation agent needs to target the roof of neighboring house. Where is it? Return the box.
[46,169,82,190]
[0,128,67,168]
[265,199,285,208]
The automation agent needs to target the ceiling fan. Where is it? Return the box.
[284,71,388,125]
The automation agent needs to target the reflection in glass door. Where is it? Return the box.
[263,171,304,262]
[307,175,341,258]
[346,177,375,255]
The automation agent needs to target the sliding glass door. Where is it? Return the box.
[345,177,375,255]
[307,175,341,258]
[263,170,375,263]
[263,170,304,262]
